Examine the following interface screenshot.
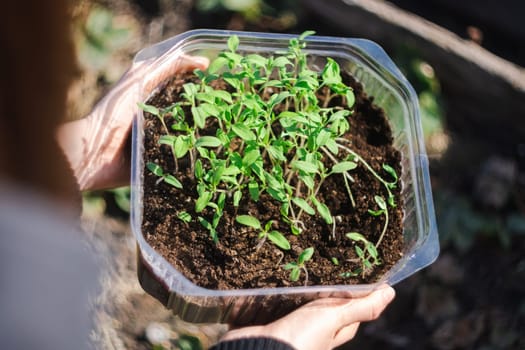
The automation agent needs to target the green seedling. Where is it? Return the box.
[344,232,380,278]
[236,215,291,251]
[284,247,314,285]
[146,162,182,189]
[368,195,389,251]
[140,30,400,278]
[177,211,192,223]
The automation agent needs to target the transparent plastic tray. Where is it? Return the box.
[130,29,439,325]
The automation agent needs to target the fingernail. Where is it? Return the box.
[381,287,395,303]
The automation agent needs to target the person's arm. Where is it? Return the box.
[57,55,208,191]
[210,337,295,350]
[210,286,395,350]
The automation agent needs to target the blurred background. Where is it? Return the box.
[75,0,525,349]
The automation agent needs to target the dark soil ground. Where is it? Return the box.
[75,0,525,349]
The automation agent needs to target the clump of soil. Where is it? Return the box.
[141,71,404,289]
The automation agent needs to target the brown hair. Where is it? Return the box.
[0,1,79,200]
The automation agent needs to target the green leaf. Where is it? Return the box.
[311,197,333,224]
[223,72,243,89]
[284,262,298,270]
[158,135,176,147]
[322,58,342,86]
[164,175,183,189]
[195,136,222,148]
[387,195,396,208]
[374,195,387,210]
[331,257,339,265]
[236,215,262,230]
[147,162,163,177]
[233,190,242,207]
[345,90,355,108]
[300,174,315,190]
[368,209,384,217]
[272,56,292,68]
[329,109,351,122]
[201,103,221,117]
[232,124,256,141]
[217,192,226,212]
[315,129,332,148]
[268,231,291,250]
[331,161,358,173]
[366,243,379,260]
[208,56,228,74]
[292,197,315,215]
[182,83,199,98]
[298,247,314,264]
[325,138,339,155]
[210,89,233,103]
[264,171,282,189]
[138,102,159,116]
[211,163,226,187]
[287,265,300,282]
[242,149,260,166]
[194,159,204,179]
[383,164,398,183]
[174,136,191,158]
[177,211,192,223]
[299,30,316,41]
[291,160,318,174]
[248,181,259,201]
[267,187,287,202]
[243,54,267,67]
[198,216,212,230]
[195,92,215,104]
[195,191,212,212]
[228,35,239,52]
[268,91,290,107]
[355,245,364,258]
[345,232,366,242]
[192,106,207,129]
[267,145,286,162]
[262,80,285,89]
[291,224,302,235]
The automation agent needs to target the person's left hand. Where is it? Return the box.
[218,285,395,350]
[57,54,208,191]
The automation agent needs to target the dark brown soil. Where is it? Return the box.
[141,70,404,289]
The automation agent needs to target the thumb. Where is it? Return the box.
[337,285,395,326]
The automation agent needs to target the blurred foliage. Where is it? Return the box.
[150,334,202,350]
[77,6,132,70]
[82,186,130,218]
[195,0,298,30]
[110,186,131,213]
[435,190,525,252]
[174,334,203,350]
[394,47,445,142]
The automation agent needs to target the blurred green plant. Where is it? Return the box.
[82,186,130,218]
[394,47,445,143]
[435,190,525,252]
[150,333,202,350]
[77,6,131,70]
[195,0,298,30]
[174,334,203,350]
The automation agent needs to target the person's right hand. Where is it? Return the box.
[218,285,396,350]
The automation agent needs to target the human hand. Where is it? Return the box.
[218,285,395,350]
[57,54,208,191]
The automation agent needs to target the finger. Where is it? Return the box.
[333,322,360,348]
[144,54,209,93]
[338,286,395,326]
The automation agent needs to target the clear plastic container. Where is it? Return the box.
[130,29,439,326]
